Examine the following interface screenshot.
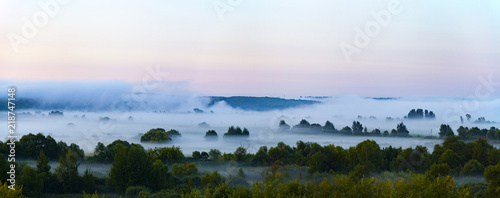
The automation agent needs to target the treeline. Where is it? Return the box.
[0,133,84,160]
[405,108,436,120]
[280,119,411,137]
[437,124,500,140]
[2,132,500,197]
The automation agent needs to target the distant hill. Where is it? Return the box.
[207,96,320,111]
[0,98,39,111]
[0,96,321,111]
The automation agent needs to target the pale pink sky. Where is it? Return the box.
[1,0,499,96]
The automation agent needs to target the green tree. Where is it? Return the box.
[93,142,107,162]
[0,154,7,182]
[192,151,202,160]
[36,150,50,174]
[351,121,363,135]
[439,124,452,138]
[323,121,336,132]
[205,130,218,137]
[484,163,500,197]
[0,182,26,198]
[141,128,171,142]
[439,149,461,171]
[425,163,450,180]
[253,146,269,165]
[457,126,469,139]
[461,159,484,175]
[201,171,225,189]
[209,149,221,160]
[234,146,248,162]
[109,145,129,193]
[55,150,82,193]
[278,120,290,131]
[126,146,152,188]
[82,169,97,193]
[396,122,410,136]
[149,159,171,191]
[472,138,492,166]
[19,166,43,197]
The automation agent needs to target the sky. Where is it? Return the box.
[1,0,500,97]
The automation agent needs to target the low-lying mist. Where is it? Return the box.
[2,95,499,154]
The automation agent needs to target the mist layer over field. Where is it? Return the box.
[2,96,499,154]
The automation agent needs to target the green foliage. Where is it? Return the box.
[166,129,181,137]
[17,133,64,159]
[82,190,105,198]
[92,139,144,162]
[0,153,7,182]
[141,128,172,142]
[252,146,269,165]
[439,124,453,138]
[208,96,319,111]
[205,130,218,137]
[439,149,461,170]
[484,162,500,197]
[461,159,484,175]
[340,126,352,134]
[148,146,185,164]
[201,171,225,189]
[352,121,364,135]
[224,126,250,136]
[54,150,82,193]
[348,164,369,181]
[36,150,51,174]
[355,140,383,172]
[192,151,201,160]
[251,174,468,198]
[82,169,97,194]
[233,146,248,162]
[425,163,450,180]
[93,142,107,162]
[472,138,492,166]
[125,186,151,197]
[172,162,198,177]
[201,152,209,160]
[19,166,43,197]
[209,149,221,160]
[110,146,154,193]
[149,159,172,191]
[456,126,498,140]
[461,182,487,198]
[0,182,25,197]
[390,146,430,173]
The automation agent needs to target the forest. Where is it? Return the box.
[1,123,500,198]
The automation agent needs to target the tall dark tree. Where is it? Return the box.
[54,150,82,193]
[352,121,363,135]
[322,121,336,132]
[396,122,409,136]
[439,124,452,138]
[36,150,51,174]
[279,120,290,131]
[19,166,44,197]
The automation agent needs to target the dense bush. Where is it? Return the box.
[205,130,218,137]
[140,128,172,142]
[224,126,249,136]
